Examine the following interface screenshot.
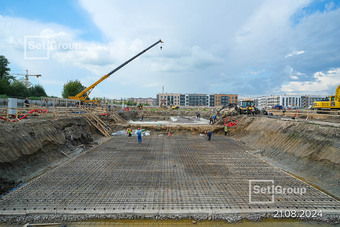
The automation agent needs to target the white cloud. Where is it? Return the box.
[1,0,340,98]
[281,67,340,94]
[285,50,305,58]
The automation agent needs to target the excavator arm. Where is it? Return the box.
[69,39,163,101]
[335,84,340,102]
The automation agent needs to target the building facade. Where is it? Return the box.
[127,97,157,106]
[214,94,238,106]
[254,95,326,109]
[156,93,181,106]
[301,95,325,108]
[156,93,238,107]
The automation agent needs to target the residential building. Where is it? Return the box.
[127,97,157,106]
[214,94,238,106]
[301,95,326,108]
[156,93,238,107]
[280,95,301,108]
[185,94,210,106]
[254,94,326,109]
[156,93,181,106]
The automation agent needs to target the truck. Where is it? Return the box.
[312,84,340,110]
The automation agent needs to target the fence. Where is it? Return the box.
[270,109,340,120]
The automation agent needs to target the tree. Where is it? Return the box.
[0,55,11,80]
[9,80,29,97]
[0,55,14,95]
[29,84,47,97]
[62,80,86,98]
[0,77,10,95]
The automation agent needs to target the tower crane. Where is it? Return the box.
[11,70,41,87]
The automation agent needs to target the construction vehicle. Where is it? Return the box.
[274,105,283,110]
[312,84,340,109]
[239,99,260,114]
[68,39,164,103]
[171,105,179,110]
[137,102,143,110]
[217,103,237,114]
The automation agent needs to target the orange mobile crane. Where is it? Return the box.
[68,39,163,103]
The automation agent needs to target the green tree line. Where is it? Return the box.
[0,55,47,98]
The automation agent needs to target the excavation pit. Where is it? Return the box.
[0,135,339,223]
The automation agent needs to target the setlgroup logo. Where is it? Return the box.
[249,180,307,204]
[24,36,81,60]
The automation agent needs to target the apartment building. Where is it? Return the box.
[214,94,238,106]
[156,93,182,106]
[127,97,157,106]
[156,93,238,107]
[254,95,326,109]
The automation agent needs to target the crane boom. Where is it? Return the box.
[69,39,163,101]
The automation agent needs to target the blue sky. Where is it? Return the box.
[0,0,102,41]
[0,0,340,99]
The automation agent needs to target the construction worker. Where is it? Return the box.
[136,128,142,143]
[209,115,213,124]
[196,111,200,119]
[224,125,229,136]
[24,97,30,108]
[127,128,132,137]
[213,114,217,122]
[205,131,212,141]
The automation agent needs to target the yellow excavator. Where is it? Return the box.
[313,84,340,109]
[68,39,163,104]
[239,99,259,114]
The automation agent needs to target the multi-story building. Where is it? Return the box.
[156,93,181,106]
[301,95,326,108]
[184,94,210,106]
[156,93,238,107]
[280,95,301,108]
[214,94,238,106]
[254,95,326,109]
[127,97,157,106]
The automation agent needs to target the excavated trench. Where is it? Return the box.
[0,111,339,225]
[0,117,102,197]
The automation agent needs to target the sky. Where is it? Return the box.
[0,0,340,99]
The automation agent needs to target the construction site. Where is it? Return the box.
[0,40,340,227]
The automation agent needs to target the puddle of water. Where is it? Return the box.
[112,130,151,136]
[129,116,210,125]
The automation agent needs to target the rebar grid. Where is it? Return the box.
[0,135,339,216]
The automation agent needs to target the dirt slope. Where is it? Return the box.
[0,118,100,195]
[232,116,340,198]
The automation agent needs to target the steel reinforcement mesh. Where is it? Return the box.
[0,135,339,216]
